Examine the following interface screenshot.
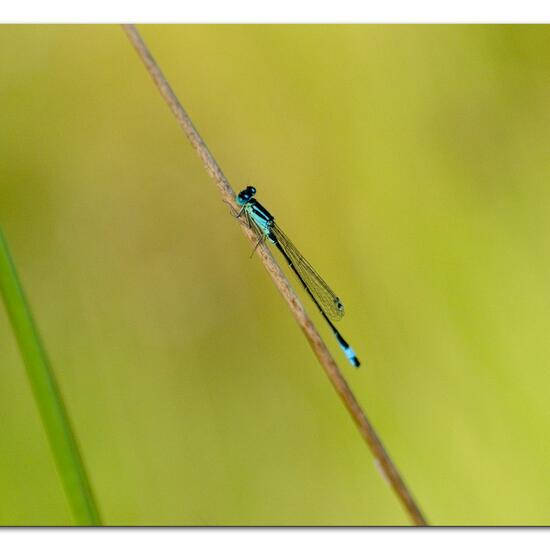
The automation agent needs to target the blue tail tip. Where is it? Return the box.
[343,346,361,368]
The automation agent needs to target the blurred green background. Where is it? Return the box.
[1,24,550,526]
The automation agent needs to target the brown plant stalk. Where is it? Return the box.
[122,24,427,526]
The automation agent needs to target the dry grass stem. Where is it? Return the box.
[122,24,427,526]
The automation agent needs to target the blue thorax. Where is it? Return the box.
[237,186,275,238]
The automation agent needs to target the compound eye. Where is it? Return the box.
[237,186,257,205]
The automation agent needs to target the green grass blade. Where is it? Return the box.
[0,227,101,525]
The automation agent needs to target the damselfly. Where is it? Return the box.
[233,186,360,367]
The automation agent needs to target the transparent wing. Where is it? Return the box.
[271,222,345,321]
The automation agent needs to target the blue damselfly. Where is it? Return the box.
[234,186,360,367]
